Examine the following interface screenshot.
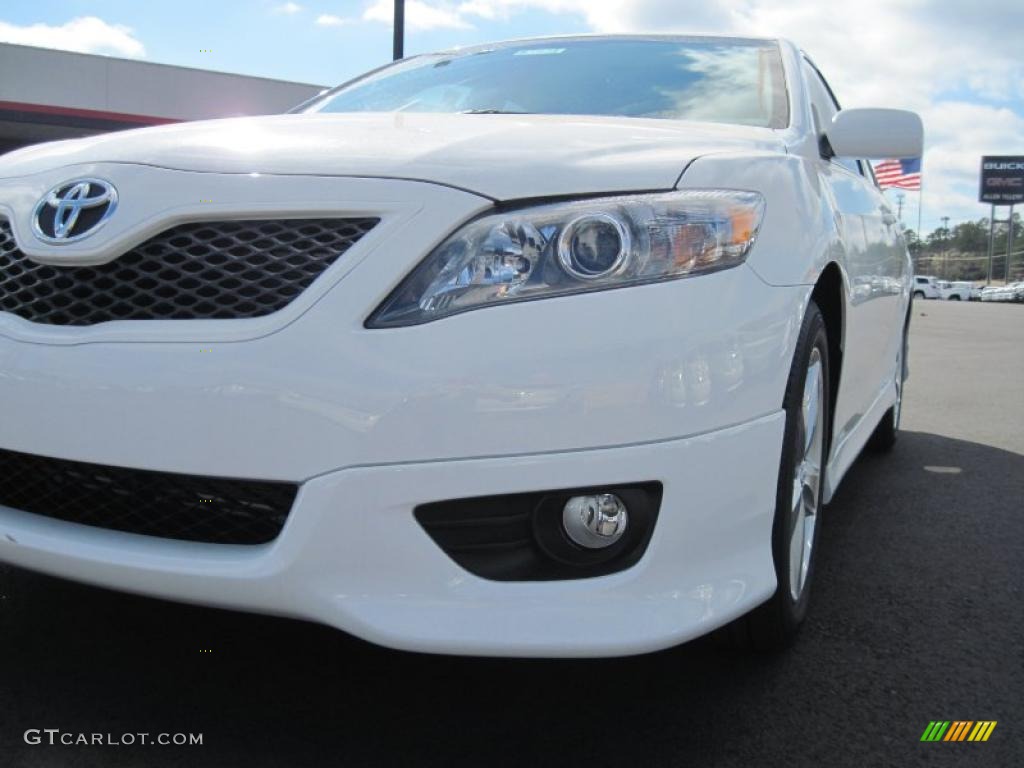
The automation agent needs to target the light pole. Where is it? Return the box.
[986,208,996,285]
[393,0,405,60]
[941,215,950,279]
[1007,205,1016,283]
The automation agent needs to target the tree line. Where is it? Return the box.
[902,212,1022,282]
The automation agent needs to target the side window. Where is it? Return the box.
[801,59,863,177]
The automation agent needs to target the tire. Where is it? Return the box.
[949,295,961,301]
[866,316,907,453]
[913,290,924,299]
[716,301,830,651]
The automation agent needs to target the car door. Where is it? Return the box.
[802,59,906,454]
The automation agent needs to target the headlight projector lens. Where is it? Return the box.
[562,493,629,549]
[557,213,631,279]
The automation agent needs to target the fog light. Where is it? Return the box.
[562,493,629,549]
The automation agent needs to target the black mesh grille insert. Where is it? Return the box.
[0,217,378,326]
[0,447,297,544]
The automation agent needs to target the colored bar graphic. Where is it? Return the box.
[922,720,996,742]
[944,721,972,741]
[921,721,950,741]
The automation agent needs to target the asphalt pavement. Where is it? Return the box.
[1,299,1022,767]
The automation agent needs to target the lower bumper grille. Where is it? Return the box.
[0,448,297,544]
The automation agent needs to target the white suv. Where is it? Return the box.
[913,275,942,299]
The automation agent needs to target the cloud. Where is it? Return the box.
[274,2,304,13]
[0,16,145,57]
[913,101,1024,218]
[363,0,473,30]
[316,14,351,27]
[454,0,734,32]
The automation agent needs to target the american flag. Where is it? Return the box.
[873,158,921,190]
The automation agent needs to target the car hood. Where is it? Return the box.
[0,112,784,200]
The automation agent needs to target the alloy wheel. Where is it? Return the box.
[789,347,824,601]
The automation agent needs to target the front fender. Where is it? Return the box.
[676,152,839,287]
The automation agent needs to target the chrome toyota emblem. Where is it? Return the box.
[32,178,118,244]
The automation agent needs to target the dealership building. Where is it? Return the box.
[0,42,326,155]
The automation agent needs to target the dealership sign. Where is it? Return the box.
[979,156,1024,204]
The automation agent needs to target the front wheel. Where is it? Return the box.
[716,301,829,651]
[913,290,925,299]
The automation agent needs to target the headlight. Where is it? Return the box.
[367,190,765,327]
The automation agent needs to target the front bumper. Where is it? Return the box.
[0,411,783,657]
[0,165,806,656]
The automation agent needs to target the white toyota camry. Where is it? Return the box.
[0,36,921,656]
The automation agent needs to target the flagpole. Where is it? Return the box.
[916,160,923,272]
[876,158,924,270]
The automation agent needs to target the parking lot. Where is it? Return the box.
[1,299,1021,768]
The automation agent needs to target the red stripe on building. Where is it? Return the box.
[0,100,179,126]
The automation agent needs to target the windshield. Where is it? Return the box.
[307,38,789,128]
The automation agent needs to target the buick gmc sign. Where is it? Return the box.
[980,156,1024,204]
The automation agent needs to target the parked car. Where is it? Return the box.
[913,275,942,299]
[980,283,1024,302]
[0,35,922,656]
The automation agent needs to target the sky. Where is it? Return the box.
[1,0,1022,232]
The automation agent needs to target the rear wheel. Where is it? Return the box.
[912,290,924,299]
[716,301,829,651]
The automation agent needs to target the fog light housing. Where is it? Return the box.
[562,493,628,549]
[415,482,661,581]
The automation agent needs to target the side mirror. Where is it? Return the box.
[826,108,923,159]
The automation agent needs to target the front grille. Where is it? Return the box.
[0,448,297,544]
[0,217,378,326]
